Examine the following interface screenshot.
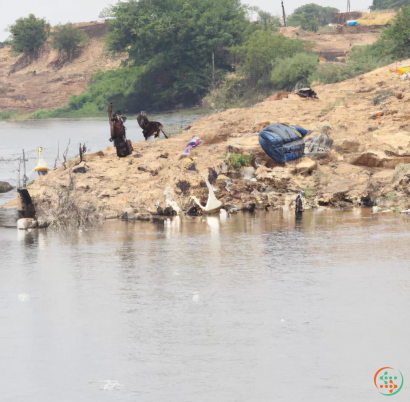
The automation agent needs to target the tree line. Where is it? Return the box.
[5,1,410,117]
[5,14,87,62]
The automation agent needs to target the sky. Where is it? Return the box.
[0,0,373,41]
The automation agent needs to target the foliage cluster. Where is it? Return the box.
[287,4,339,31]
[229,153,254,169]
[371,0,410,10]
[9,14,50,55]
[51,23,87,62]
[8,14,86,62]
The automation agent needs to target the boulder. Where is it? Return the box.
[351,151,410,169]
[295,157,317,174]
[72,162,89,174]
[333,138,360,153]
[120,208,137,220]
[17,218,38,230]
[179,158,196,171]
[134,213,152,221]
[0,181,13,193]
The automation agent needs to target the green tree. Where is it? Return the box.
[51,23,87,62]
[105,0,251,109]
[99,6,114,19]
[235,31,305,87]
[9,14,50,55]
[271,52,318,89]
[256,10,281,31]
[382,6,410,58]
[301,17,320,32]
[371,0,410,10]
[288,4,338,27]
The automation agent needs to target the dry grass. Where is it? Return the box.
[357,11,396,26]
[35,175,102,229]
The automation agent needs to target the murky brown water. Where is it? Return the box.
[1,209,410,401]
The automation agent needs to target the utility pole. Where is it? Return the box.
[347,0,351,13]
[282,0,287,27]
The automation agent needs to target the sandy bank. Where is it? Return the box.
[3,60,410,223]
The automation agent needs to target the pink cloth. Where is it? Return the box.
[181,137,202,156]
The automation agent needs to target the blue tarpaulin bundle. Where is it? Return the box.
[258,124,309,164]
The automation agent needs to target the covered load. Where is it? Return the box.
[258,124,309,164]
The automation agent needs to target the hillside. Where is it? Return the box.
[5,60,410,223]
[0,22,126,115]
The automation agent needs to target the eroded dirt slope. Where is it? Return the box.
[0,22,126,114]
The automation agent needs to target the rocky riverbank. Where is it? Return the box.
[3,60,410,225]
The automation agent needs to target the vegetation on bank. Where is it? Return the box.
[205,6,410,108]
[371,0,410,10]
[6,14,87,62]
[4,3,410,119]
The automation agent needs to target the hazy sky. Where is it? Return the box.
[0,0,373,41]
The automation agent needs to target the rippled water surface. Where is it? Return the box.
[1,209,410,401]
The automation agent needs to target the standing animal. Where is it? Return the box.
[137,111,169,141]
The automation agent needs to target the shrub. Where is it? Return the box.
[271,52,319,89]
[234,31,306,87]
[51,23,87,62]
[229,153,254,169]
[9,14,50,55]
[309,63,356,84]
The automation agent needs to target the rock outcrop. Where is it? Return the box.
[0,181,13,193]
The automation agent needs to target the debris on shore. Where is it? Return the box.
[3,60,410,226]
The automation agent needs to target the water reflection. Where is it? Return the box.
[0,210,410,401]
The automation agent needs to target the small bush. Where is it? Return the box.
[51,23,88,62]
[229,153,254,169]
[310,63,356,84]
[0,110,18,120]
[387,191,397,200]
[9,14,50,55]
[271,53,319,90]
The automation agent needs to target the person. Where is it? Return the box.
[110,111,127,142]
[295,191,305,214]
[110,110,133,157]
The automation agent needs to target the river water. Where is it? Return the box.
[1,120,410,401]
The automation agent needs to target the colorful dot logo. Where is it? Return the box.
[374,367,404,396]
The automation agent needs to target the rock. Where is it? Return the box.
[396,92,404,100]
[179,158,196,171]
[295,157,317,174]
[0,181,13,193]
[368,126,378,132]
[265,92,291,101]
[120,208,137,220]
[217,174,230,181]
[17,218,38,230]
[333,138,360,153]
[351,151,410,169]
[357,86,376,93]
[254,121,271,132]
[134,212,152,221]
[72,161,89,174]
